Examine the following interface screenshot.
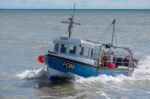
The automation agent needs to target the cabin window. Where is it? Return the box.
[54,43,59,52]
[69,45,76,54]
[84,47,90,57]
[79,47,84,56]
[92,47,100,59]
[90,49,93,58]
[60,44,67,53]
[79,46,90,57]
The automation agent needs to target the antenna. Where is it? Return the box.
[61,3,80,38]
[111,19,116,46]
[72,3,76,20]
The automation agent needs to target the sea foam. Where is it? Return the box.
[16,68,46,79]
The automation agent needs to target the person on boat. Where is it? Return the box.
[100,44,116,69]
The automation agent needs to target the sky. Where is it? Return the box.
[0,0,150,9]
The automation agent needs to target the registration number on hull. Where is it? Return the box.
[63,61,75,69]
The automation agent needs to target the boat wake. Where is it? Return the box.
[132,56,150,80]
[16,68,47,79]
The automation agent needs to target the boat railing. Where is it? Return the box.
[98,53,138,70]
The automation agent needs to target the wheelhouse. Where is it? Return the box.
[53,37,101,60]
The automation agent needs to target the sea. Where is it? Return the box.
[0,9,150,99]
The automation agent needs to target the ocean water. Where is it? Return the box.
[0,9,150,99]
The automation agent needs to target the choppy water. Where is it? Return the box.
[0,9,150,99]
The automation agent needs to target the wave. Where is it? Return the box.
[132,56,150,80]
[16,68,47,79]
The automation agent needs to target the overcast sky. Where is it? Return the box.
[0,0,150,9]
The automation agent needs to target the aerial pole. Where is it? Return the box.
[111,19,116,46]
[61,3,80,38]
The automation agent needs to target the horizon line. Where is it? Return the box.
[0,8,150,10]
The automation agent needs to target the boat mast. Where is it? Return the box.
[111,19,116,46]
[61,3,80,38]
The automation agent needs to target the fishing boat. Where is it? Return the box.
[37,6,139,79]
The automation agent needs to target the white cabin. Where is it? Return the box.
[52,37,101,65]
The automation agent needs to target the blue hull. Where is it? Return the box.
[45,54,133,77]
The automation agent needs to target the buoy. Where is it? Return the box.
[38,55,44,63]
[108,63,116,69]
